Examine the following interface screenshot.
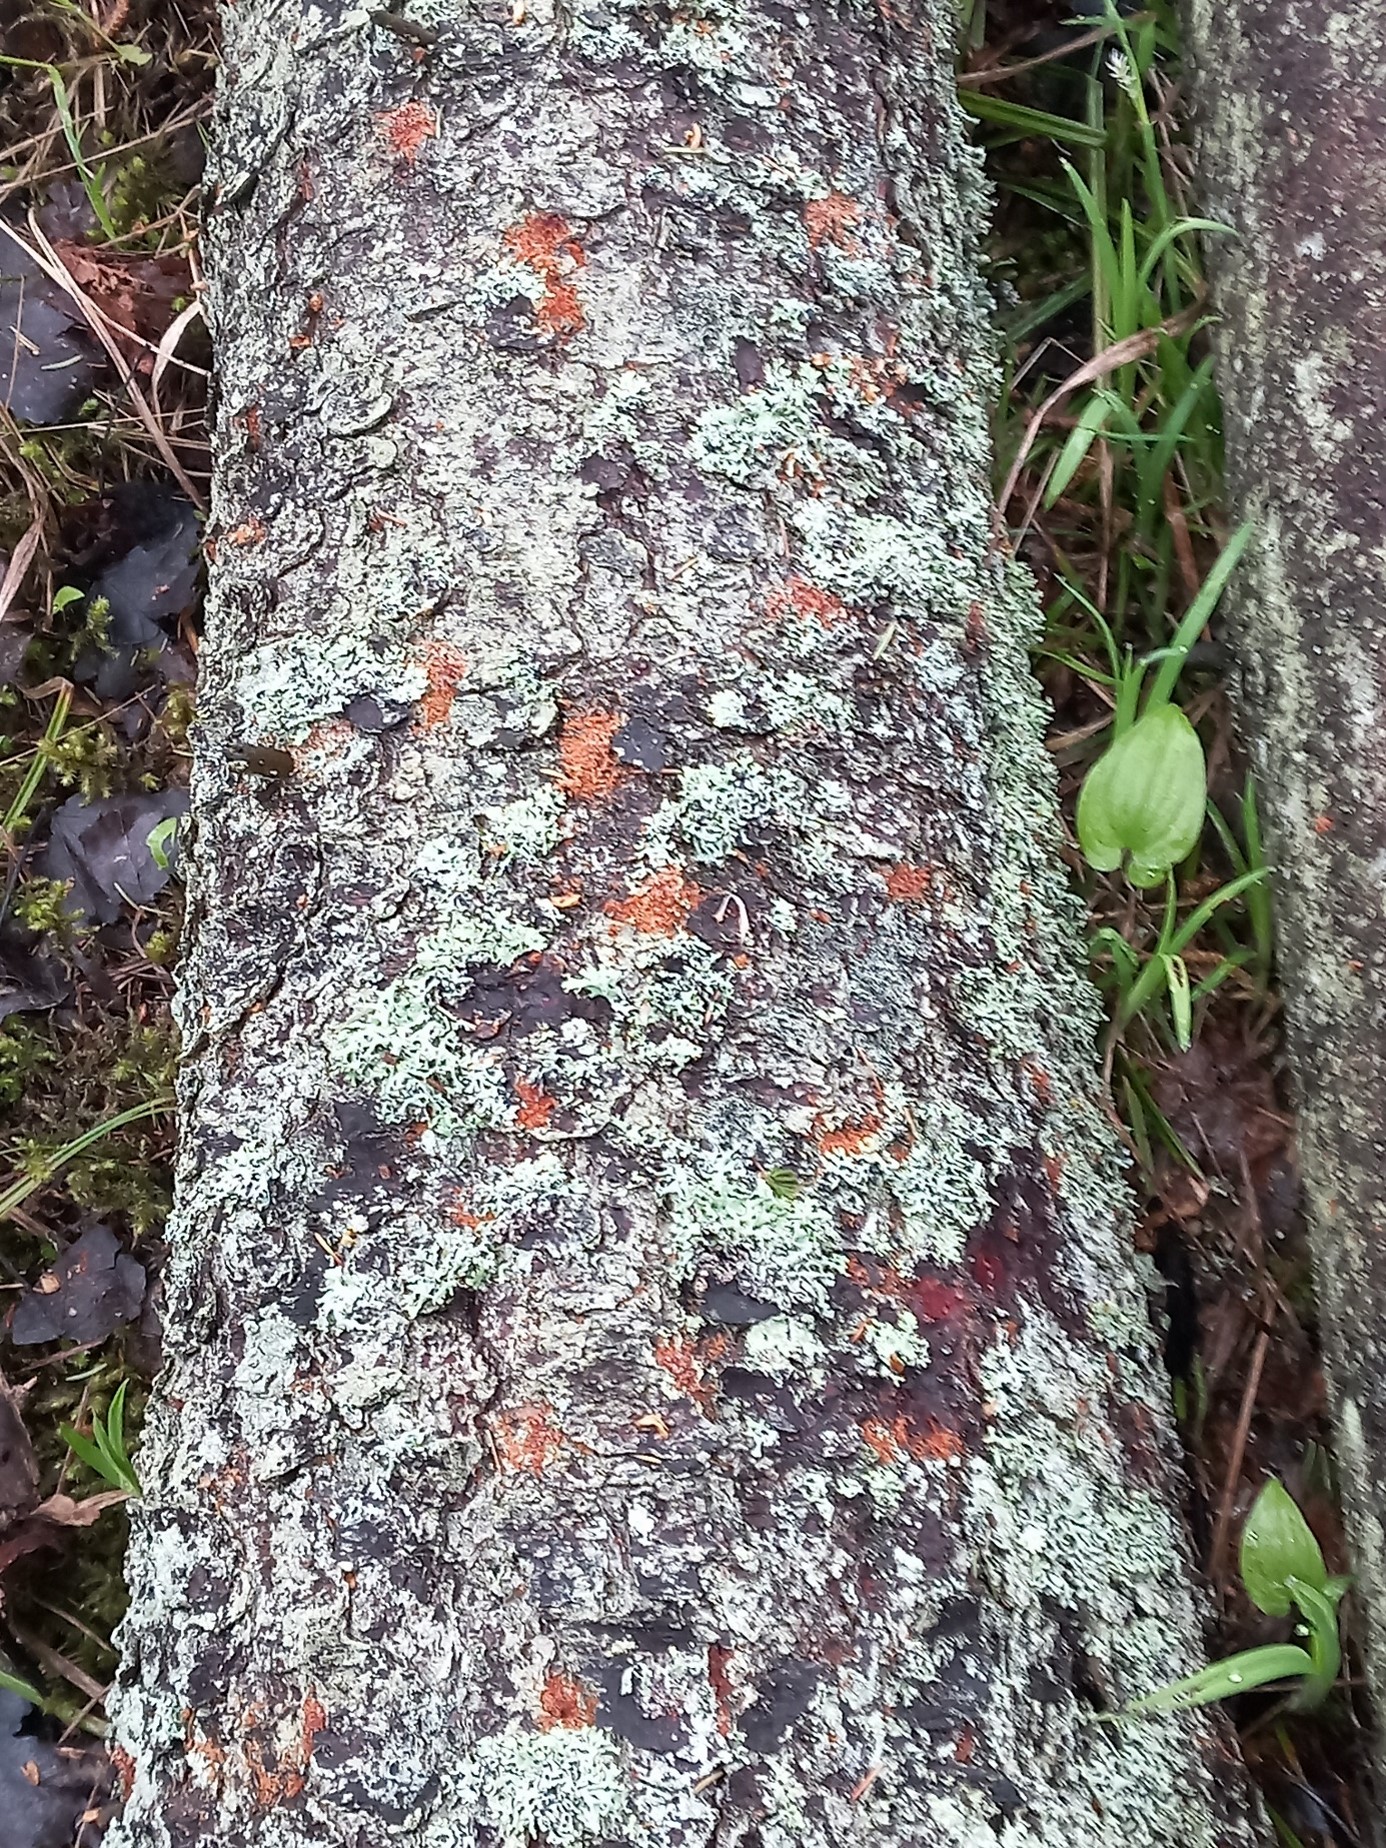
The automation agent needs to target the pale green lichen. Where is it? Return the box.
[229,630,427,740]
[326,922,547,1139]
[740,1313,826,1380]
[666,1164,845,1310]
[454,1727,628,1847]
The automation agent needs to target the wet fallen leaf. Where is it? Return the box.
[39,789,189,925]
[0,1691,106,1848]
[0,235,98,425]
[10,1227,146,1346]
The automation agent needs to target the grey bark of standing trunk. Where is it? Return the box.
[108,0,1260,1842]
[1187,0,1386,1813]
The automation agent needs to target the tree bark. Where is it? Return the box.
[108,0,1259,1842]
[1187,0,1386,1805]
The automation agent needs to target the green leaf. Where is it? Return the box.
[1077,704,1206,883]
[1116,1643,1315,1719]
[1240,1479,1328,1615]
[51,586,84,613]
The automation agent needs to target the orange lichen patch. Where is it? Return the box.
[861,1416,901,1465]
[495,1402,565,1473]
[606,865,702,936]
[805,191,861,249]
[1313,812,1335,834]
[110,1744,138,1801]
[376,100,438,162]
[557,708,624,801]
[225,516,266,549]
[1042,1151,1066,1189]
[299,1692,326,1764]
[908,1421,963,1462]
[708,1643,735,1736]
[538,1672,598,1731]
[1019,1056,1052,1107]
[449,1196,497,1230]
[654,1335,718,1412]
[418,639,468,728]
[814,1115,881,1157]
[884,862,933,902]
[503,212,587,337]
[514,1078,557,1129]
[863,1413,962,1465]
[765,574,849,628]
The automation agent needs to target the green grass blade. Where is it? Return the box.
[960,92,1107,149]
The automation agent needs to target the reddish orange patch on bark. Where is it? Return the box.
[514,1078,557,1129]
[908,1275,968,1322]
[376,100,438,161]
[862,1412,961,1465]
[884,862,933,902]
[299,1693,326,1767]
[708,1644,735,1735]
[1314,813,1335,834]
[861,1416,901,1464]
[495,1402,565,1473]
[1019,1056,1052,1107]
[805,191,861,249]
[765,574,849,628]
[110,1745,137,1801]
[503,212,587,337]
[225,516,266,549]
[538,1672,598,1730]
[606,865,702,935]
[418,639,468,727]
[557,709,624,801]
[815,1115,881,1156]
[1042,1151,1066,1189]
[653,1334,723,1412]
[449,1196,497,1229]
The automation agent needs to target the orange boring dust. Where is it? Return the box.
[557,709,624,800]
[504,212,587,337]
[606,865,702,935]
[765,574,850,628]
[376,100,438,161]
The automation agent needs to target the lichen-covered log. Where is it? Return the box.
[107,0,1260,1842]
[1186,0,1386,1799]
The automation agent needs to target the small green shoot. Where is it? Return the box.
[60,1381,140,1498]
[1117,1479,1346,1719]
[147,815,181,872]
[0,58,118,239]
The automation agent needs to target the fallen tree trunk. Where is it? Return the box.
[108,0,1259,1841]
[1187,0,1386,1804]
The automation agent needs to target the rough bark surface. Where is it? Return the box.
[109,0,1259,1842]
[1187,0,1386,1804]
